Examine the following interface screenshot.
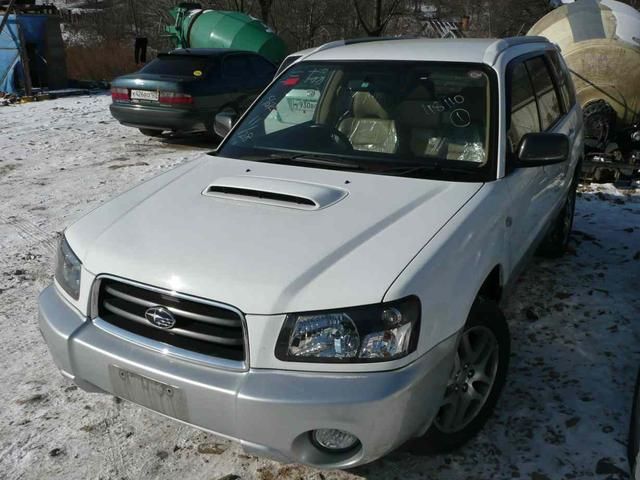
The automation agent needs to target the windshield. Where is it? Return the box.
[217,61,495,180]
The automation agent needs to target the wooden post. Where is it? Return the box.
[17,24,33,96]
[0,0,17,36]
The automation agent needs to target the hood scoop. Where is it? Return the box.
[202,176,348,210]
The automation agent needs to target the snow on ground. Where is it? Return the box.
[0,95,639,480]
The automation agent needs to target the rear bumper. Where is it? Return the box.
[109,103,205,132]
[38,284,456,468]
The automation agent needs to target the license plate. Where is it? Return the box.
[109,365,189,421]
[130,89,159,101]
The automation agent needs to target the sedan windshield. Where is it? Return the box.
[217,61,495,180]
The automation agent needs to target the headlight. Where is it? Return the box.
[275,296,420,363]
[55,236,82,300]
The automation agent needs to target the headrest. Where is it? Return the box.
[352,92,389,119]
[404,82,434,101]
[458,87,486,122]
[397,85,439,129]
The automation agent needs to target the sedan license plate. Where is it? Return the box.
[109,365,189,421]
[130,89,159,101]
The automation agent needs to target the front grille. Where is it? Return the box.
[97,279,245,362]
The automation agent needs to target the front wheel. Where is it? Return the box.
[412,297,510,453]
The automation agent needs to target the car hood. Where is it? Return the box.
[67,156,483,314]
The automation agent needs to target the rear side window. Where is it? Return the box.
[223,55,251,78]
[548,50,575,111]
[140,55,214,77]
[248,55,276,77]
[508,62,540,150]
[526,56,562,131]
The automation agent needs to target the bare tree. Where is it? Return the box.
[256,0,274,22]
[352,0,404,36]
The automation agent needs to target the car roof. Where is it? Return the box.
[165,48,259,58]
[303,36,551,66]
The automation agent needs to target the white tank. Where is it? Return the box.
[528,0,640,127]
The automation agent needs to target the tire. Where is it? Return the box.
[537,173,578,258]
[139,128,163,137]
[411,297,510,454]
[583,100,615,151]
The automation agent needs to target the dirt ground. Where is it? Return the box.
[0,95,638,480]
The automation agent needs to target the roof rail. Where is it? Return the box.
[299,35,420,61]
[484,35,550,65]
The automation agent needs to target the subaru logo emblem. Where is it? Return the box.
[145,306,176,329]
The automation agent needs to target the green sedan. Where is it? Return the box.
[109,48,276,137]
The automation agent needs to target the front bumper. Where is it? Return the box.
[109,103,205,132]
[38,284,456,468]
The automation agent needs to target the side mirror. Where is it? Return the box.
[516,132,569,167]
[214,111,237,138]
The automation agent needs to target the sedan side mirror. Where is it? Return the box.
[516,132,569,167]
[214,111,238,138]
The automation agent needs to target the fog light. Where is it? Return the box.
[310,429,360,453]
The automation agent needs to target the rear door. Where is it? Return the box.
[505,58,550,270]
[547,49,582,190]
[247,54,276,86]
[219,54,264,113]
[526,54,575,212]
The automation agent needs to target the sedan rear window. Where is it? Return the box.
[140,55,216,77]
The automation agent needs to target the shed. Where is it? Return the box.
[0,13,66,94]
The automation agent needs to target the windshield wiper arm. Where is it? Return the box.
[246,153,364,170]
[376,162,478,176]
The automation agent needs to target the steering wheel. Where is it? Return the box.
[308,123,352,151]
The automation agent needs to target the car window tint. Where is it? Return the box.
[526,56,562,130]
[548,51,575,111]
[140,55,214,77]
[223,55,251,78]
[508,61,540,151]
[248,55,276,77]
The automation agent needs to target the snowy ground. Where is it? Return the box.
[0,95,639,480]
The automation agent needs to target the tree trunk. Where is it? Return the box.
[258,0,273,23]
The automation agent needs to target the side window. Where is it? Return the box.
[526,56,562,131]
[508,62,540,151]
[223,55,251,79]
[548,50,575,111]
[248,55,276,78]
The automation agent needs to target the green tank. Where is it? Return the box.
[166,4,287,65]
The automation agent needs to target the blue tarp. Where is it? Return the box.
[0,14,50,94]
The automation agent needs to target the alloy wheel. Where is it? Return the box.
[435,326,500,433]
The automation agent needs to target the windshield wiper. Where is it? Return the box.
[244,153,364,171]
[375,162,479,177]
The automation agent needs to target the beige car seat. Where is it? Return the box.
[338,92,398,154]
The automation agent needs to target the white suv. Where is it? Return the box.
[39,37,583,469]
